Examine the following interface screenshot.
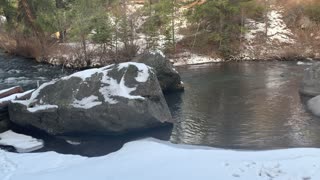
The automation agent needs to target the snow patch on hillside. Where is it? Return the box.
[242,8,295,60]
[0,16,6,24]
[245,10,294,44]
[171,52,223,66]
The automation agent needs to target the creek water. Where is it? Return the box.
[168,62,320,150]
[1,53,319,156]
[0,53,73,90]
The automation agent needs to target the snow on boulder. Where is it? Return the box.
[0,130,43,153]
[9,62,172,135]
[0,90,34,106]
[133,51,184,92]
[300,62,320,96]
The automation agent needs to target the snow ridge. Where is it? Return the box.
[1,138,320,180]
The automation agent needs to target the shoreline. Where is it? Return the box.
[1,50,317,69]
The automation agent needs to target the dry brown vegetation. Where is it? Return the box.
[278,0,320,59]
[0,29,58,62]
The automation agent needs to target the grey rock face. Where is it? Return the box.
[9,62,172,135]
[0,108,10,133]
[300,62,320,96]
[133,51,184,92]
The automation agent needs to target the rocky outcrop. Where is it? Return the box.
[9,62,172,135]
[300,62,320,96]
[133,51,184,93]
[0,87,33,133]
[0,108,9,133]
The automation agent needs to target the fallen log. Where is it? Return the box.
[130,0,144,4]
[0,89,34,108]
[0,86,23,99]
[182,0,207,9]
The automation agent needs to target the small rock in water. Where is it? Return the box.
[66,140,81,146]
[297,61,313,66]
[307,95,320,117]
[300,62,320,96]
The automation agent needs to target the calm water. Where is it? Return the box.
[1,53,319,156]
[169,62,320,149]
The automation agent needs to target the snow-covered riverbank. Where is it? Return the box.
[0,138,320,180]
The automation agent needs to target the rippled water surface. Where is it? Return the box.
[168,62,320,149]
[0,53,73,90]
[1,53,319,155]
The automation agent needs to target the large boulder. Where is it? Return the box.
[300,62,320,96]
[133,51,184,93]
[9,62,172,135]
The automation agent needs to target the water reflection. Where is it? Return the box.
[170,62,320,149]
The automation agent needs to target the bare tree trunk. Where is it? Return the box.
[55,0,67,42]
[19,0,47,60]
[147,0,152,50]
[121,0,128,50]
[172,0,176,53]
[192,22,201,51]
[239,7,244,55]
[219,14,224,49]
[115,22,119,62]
[82,35,88,65]
[264,0,269,39]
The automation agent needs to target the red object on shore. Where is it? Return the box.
[0,86,24,99]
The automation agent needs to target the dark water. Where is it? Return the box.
[0,52,73,90]
[1,53,319,156]
[169,62,320,150]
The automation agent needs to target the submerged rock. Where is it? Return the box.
[133,51,184,93]
[300,62,320,96]
[9,62,172,135]
[307,95,320,117]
